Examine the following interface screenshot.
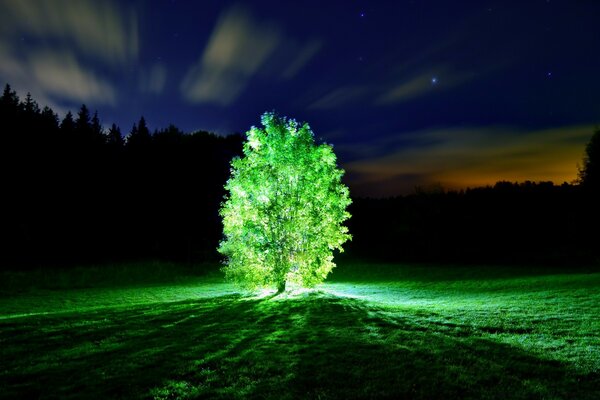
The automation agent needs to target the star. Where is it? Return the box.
[360,12,365,18]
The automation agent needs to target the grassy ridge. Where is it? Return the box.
[0,262,599,399]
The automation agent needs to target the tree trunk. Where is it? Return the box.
[276,280,286,294]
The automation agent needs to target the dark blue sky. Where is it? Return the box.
[1,0,599,196]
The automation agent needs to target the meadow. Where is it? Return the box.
[1,262,598,399]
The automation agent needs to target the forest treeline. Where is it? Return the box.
[0,85,598,269]
[1,85,243,267]
[349,124,599,264]
[347,181,598,265]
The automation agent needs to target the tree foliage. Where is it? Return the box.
[0,83,243,267]
[579,127,600,192]
[218,112,352,292]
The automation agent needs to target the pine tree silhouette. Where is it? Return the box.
[107,123,124,148]
[126,116,152,150]
[580,128,600,193]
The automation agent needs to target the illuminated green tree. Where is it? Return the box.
[218,112,351,293]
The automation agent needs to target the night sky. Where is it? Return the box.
[1,0,599,196]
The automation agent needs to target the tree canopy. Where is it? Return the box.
[218,112,352,292]
[579,127,600,192]
[0,83,243,267]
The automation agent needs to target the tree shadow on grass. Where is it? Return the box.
[0,292,597,399]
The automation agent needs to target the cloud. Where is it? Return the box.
[139,64,167,95]
[0,42,26,82]
[308,86,371,110]
[29,50,116,105]
[376,68,475,105]
[281,39,323,79]
[0,45,61,114]
[0,0,138,66]
[0,42,117,110]
[0,0,140,110]
[306,65,477,111]
[345,125,595,196]
[181,4,323,106]
[181,4,281,105]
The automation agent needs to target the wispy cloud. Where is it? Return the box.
[345,125,594,196]
[181,4,322,106]
[0,0,138,66]
[139,64,167,95]
[29,50,116,105]
[376,67,475,105]
[281,39,323,79]
[308,86,371,110]
[0,0,138,110]
[306,66,477,111]
[181,5,280,106]
[0,42,26,83]
[0,45,117,111]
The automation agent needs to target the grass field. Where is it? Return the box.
[0,262,599,399]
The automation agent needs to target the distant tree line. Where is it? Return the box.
[1,84,243,268]
[347,125,600,265]
[348,127,600,265]
[0,84,598,269]
[347,178,599,265]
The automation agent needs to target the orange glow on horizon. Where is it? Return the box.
[345,124,593,196]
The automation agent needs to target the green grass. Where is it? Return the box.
[0,262,599,399]
[0,261,217,293]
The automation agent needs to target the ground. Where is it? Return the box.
[0,262,599,399]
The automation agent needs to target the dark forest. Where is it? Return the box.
[1,84,598,270]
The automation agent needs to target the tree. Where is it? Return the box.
[22,92,40,115]
[1,84,19,110]
[0,84,20,144]
[218,112,351,293]
[126,116,152,150]
[60,111,75,132]
[75,104,92,135]
[90,111,105,145]
[106,123,124,148]
[579,127,600,192]
[40,106,59,130]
